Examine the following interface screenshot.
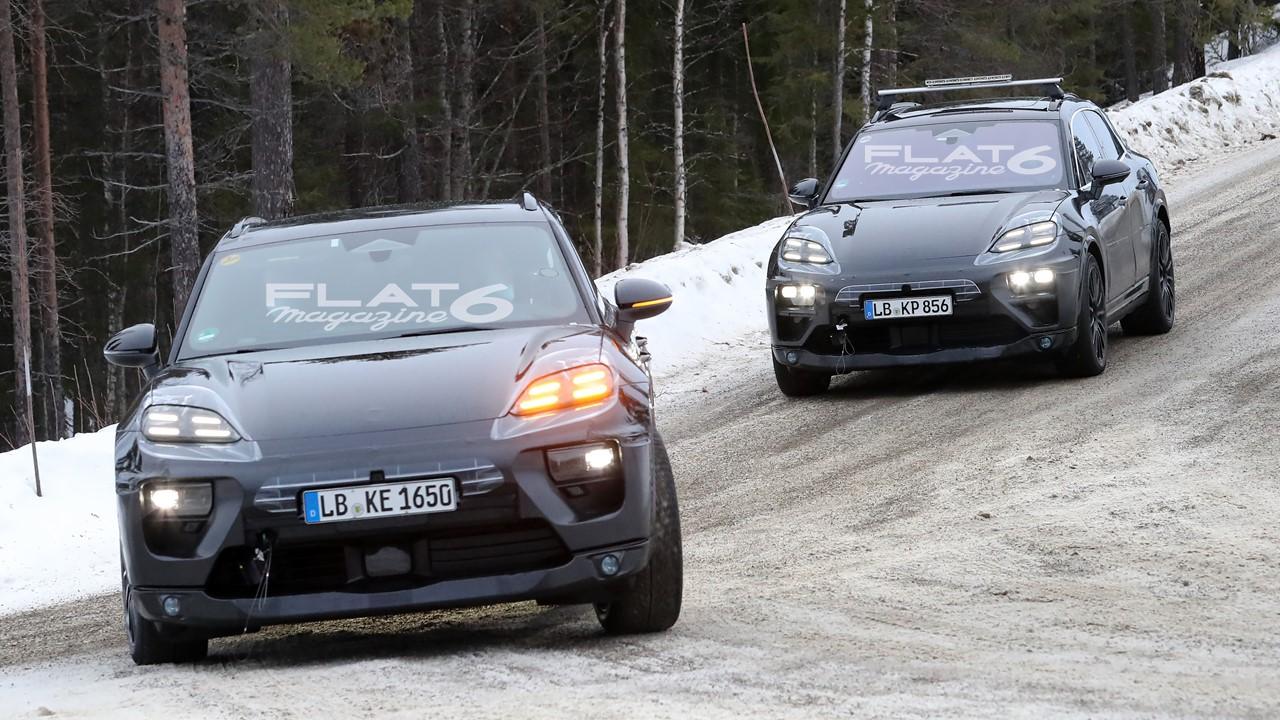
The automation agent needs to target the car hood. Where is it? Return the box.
[798,191,1067,275]
[146,325,604,441]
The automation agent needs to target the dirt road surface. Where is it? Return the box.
[3,140,1279,719]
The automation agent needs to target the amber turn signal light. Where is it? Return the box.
[512,363,614,416]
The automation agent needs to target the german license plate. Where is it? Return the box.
[302,478,457,524]
[864,295,953,320]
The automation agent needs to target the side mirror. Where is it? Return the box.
[104,323,160,376]
[1090,159,1131,188]
[788,178,821,209]
[613,278,672,336]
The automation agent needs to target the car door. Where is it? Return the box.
[1088,110,1154,286]
[1071,110,1137,302]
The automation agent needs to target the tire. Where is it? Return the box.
[122,560,208,665]
[772,357,832,397]
[595,433,682,634]
[1121,222,1175,335]
[1058,253,1108,378]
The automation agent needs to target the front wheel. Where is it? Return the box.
[595,434,682,634]
[122,561,208,665]
[772,357,832,397]
[1058,253,1108,378]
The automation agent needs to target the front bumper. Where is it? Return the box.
[132,539,648,633]
[116,393,656,633]
[767,250,1082,373]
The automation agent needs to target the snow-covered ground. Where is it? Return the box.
[3,41,1280,618]
[0,427,118,614]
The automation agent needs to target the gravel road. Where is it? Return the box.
[3,140,1279,719]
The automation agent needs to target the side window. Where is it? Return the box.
[1071,113,1108,186]
[1084,111,1123,160]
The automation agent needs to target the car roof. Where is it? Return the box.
[869,96,1096,127]
[216,200,546,251]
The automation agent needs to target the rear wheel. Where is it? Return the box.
[122,560,207,665]
[1121,222,1175,335]
[772,357,832,397]
[595,434,682,634]
[1058,253,1108,378]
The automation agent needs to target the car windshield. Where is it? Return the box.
[827,119,1067,202]
[179,222,589,359]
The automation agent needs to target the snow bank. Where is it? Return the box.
[1110,41,1280,172]
[0,427,118,614]
[595,216,796,380]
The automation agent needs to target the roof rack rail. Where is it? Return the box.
[227,216,266,238]
[519,191,539,211]
[875,75,1065,111]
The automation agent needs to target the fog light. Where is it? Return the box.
[785,351,799,364]
[546,442,621,485]
[778,283,817,307]
[600,554,621,576]
[1008,271,1032,289]
[1033,269,1054,285]
[162,596,182,617]
[147,483,214,517]
[1038,336,1053,350]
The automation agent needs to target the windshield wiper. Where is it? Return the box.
[940,189,1016,197]
[184,345,288,360]
[394,325,500,339]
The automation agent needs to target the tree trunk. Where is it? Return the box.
[614,0,629,269]
[249,0,294,220]
[395,15,422,203]
[860,0,874,124]
[883,0,897,88]
[593,0,609,277]
[832,0,846,166]
[534,5,553,199]
[1122,2,1139,101]
[1150,0,1168,93]
[1172,0,1198,85]
[672,0,686,250]
[30,0,64,439]
[0,0,32,447]
[436,2,453,202]
[454,0,475,199]
[156,0,202,323]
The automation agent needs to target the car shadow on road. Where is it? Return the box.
[819,329,1133,401]
[204,602,625,668]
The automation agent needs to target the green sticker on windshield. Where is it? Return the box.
[195,327,219,343]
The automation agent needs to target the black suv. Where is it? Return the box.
[768,76,1175,396]
[104,195,682,664]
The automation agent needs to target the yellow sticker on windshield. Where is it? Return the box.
[220,254,241,266]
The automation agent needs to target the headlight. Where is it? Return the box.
[511,363,614,416]
[142,405,240,443]
[991,221,1058,253]
[146,482,214,517]
[780,227,834,264]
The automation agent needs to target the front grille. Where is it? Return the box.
[205,521,570,598]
